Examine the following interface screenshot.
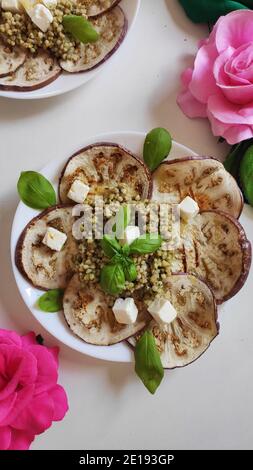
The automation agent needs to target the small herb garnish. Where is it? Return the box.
[100,263,125,295]
[63,15,99,44]
[37,289,64,313]
[135,331,164,394]
[143,127,172,171]
[17,171,56,210]
[129,234,162,255]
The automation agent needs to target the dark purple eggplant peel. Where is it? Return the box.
[15,205,77,290]
[59,143,153,203]
[60,6,127,73]
[128,274,219,369]
[152,156,243,219]
[86,0,122,18]
[0,51,61,91]
[15,144,252,369]
[63,274,151,345]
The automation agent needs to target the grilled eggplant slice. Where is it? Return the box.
[59,143,152,202]
[152,157,243,218]
[60,6,127,72]
[15,205,77,290]
[86,0,122,17]
[0,43,26,78]
[0,51,61,91]
[128,274,219,369]
[182,211,251,303]
[63,274,150,345]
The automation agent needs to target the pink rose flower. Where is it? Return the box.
[0,329,68,450]
[177,10,253,144]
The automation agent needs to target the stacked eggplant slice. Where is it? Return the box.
[0,2,127,91]
[15,144,251,369]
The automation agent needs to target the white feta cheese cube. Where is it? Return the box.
[120,226,140,246]
[28,4,53,33]
[178,196,199,222]
[67,180,90,204]
[42,227,67,252]
[42,0,57,7]
[112,298,138,325]
[1,0,22,12]
[148,298,177,325]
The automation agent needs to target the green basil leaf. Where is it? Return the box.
[17,171,56,210]
[135,331,164,394]
[122,257,138,282]
[101,235,121,258]
[240,145,253,206]
[113,205,131,235]
[63,15,99,44]
[100,263,125,295]
[129,234,162,255]
[37,289,64,313]
[121,244,130,256]
[178,0,248,24]
[143,128,172,171]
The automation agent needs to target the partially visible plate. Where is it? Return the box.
[0,0,140,100]
[10,131,199,362]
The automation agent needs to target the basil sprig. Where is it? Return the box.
[17,171,56,210]
[37,289,64,313]
[135,331,164,394]
[122,257,138,282]
[100,263,125,295]
[143,128,172,171]
[129,234,162,255]
[63,15,99,44]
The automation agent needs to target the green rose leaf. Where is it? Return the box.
[17,171,56,210]
[178,0,249,24]
[143,128,172,172]
[240,144,253,206]
[100,263,125,295]
[129,234,162,255]
[63,15,99,44]
[37,289,64,313]
[135,331,164,394]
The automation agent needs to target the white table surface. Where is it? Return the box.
[1,0,253,450]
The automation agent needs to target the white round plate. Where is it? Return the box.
[11,131,199,362]
[0,0,140,100]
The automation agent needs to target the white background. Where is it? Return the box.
[1,0,253,450]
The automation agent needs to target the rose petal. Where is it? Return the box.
[0,385,34,426]
[216,10,253,53]
[50,385,69,421]
[0,393,17,423]
[189,42,218,103]
[8,428,35,450]
[177,88,207,118]
[207,110,253,144]
[208,94,253,125]
[13,392,54,434]
[21,332,37,348]
[0,330,22,347]
[0,345,37,400]
[27,345,58,394]
[0,426,11,450]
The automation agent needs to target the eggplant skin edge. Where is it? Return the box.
[87,0,122,18]
[199,210,252,304]
[60,6,128,73]
[15,204,73,291]
[154,156,244,219]
[58,141,153,202]
[127,272,220,370]
[0,68,61,92]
